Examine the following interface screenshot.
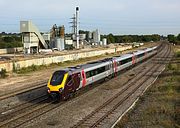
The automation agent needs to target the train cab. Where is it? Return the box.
[47,69,81,100]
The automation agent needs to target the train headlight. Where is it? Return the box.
[59,88,63,93]
[47,87,51,93]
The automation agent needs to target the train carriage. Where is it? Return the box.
[47,46,158,100]
[82,61,111,86]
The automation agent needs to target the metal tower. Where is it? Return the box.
[70,7,80,49]
[76,7,79,49]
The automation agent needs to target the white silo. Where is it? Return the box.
[88,32,92,39]
[55,38,65,51]
[92,29,100,44]
[103,38,107,46]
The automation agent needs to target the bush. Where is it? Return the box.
[65,44,74,50]
[176,51,180,58]
[167,64,178,70]
[3,36,15,43]
[0,68,7,78]
[16,64,48,74]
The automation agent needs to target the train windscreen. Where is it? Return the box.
[50,71,66,86]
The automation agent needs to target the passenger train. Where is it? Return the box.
[47,46,157,100]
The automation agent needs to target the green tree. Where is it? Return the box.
[152,34,160,41]
[3,36,15,43]
[122,36,133,43]
[167,35,176,43]
[107,33,115,44]
[177,34,180,41]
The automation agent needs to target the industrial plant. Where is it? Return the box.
[20,7,107,54]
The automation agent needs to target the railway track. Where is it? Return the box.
[0,80,47,101]
[71,43,172,128]
[0,43,171,128]
[0,94,48,121]
[0,96,58,128]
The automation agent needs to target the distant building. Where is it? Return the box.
[50,25,65,51]
[92,29,100,44]
[65,39,73,45]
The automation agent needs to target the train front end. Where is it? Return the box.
[47,70,68,100]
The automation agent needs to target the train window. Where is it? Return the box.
[137,53,144,58]
[86,71,91,78]
[78,73,81,80]
[97,66,106,74]
[50,71,66,86]
[67,75,73,86]
[121,57,132,64]
[90,70,95,76]
[67,75,72,82]
[117,61,121,66]
[94,70,98,75]
[105,65,109,70]
[85,66,107,78]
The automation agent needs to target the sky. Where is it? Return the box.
[0,0,180,35]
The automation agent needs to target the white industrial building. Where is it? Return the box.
[20,21,65,54]
[20,21,48,54]
[65,39,73,45]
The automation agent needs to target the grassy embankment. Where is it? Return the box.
[115,46,180,128]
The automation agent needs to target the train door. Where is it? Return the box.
[109,61,114,75]
[107,62,112,77]
[63,75,74,99]
[113,59,118,77]
[81,69,87,87]
[144,51,147,59]
[132,54,136,65]
[72,72,81,90]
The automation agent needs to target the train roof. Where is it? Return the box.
[81,59,111,69]
[114,53,133,61]
[65,57,112,73]
[134,50,145,55]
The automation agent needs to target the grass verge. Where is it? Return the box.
[115,45,180,128]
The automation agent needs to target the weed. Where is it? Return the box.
[0,68,8,78]
[167,63,178,70]
[16,64,45,74]
[176,51,180,57]
[105,52,109,55]
[13,62,17,72]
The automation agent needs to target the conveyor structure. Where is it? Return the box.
[20,21,48,54]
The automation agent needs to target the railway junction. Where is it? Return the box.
[0,42,175,128]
